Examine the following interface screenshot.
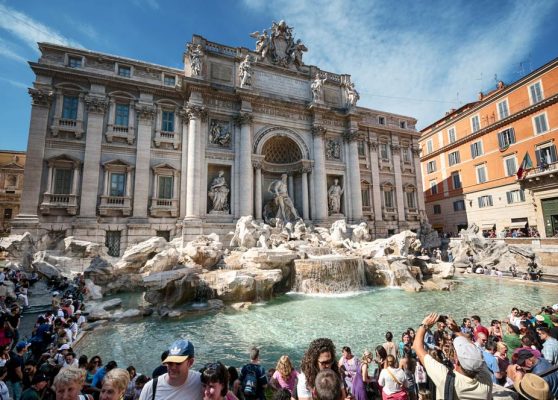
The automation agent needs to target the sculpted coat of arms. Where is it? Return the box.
[250,20,307,68]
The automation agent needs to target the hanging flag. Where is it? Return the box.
[516,152,533,179]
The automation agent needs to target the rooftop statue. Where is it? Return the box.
[250,20,307,68]
[187,43,204,76]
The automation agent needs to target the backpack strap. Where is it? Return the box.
[151,376,159,400]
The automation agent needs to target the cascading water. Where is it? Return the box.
[293,256,366,293]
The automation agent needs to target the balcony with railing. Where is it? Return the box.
[405,207,420,221]
[40,193,78,215]
[149,197,179,217]
[382,207,397,220]
[51,117,84,138]
[99,195,132,216]
[105,124,135,144]
[154,130,180,149]
[519,161,558,190]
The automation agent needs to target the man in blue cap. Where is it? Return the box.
[139,338,202,400]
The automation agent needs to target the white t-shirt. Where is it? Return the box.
[423,354,493,399]
[139,371,202,400]
[378,367,408,395]
[296,372,311,399]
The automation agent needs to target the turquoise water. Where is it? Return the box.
[76,277,557,374]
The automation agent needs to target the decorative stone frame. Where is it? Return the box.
[380,181,396,219]
[105,92,136,144]
[154,100,181,149]
[50,83,86,139]
[99,159,133,216]
[64,53,85,68]
[115,62,134,78]
[150,163,180,217]
[40,155,81,215]
[361,179,373,218]
[403,183,419,220]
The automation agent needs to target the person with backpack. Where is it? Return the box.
[239,347,267,400]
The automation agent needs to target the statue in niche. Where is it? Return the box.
[187,43,204,76]
[328,179,344,215]
[209,120,231,147]
[346,82,360,107]
[263,174,301,226]
[208,170,229,213]
[326,139,341,160]
[311,73,327,102]
[239,55,253,88]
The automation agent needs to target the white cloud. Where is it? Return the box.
[0,38,27,63]
[0,3,82,54]
[0,76,28,89]
[242,0,554,128]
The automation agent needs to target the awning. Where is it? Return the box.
[481,223,496,228]
[508,222,527,229]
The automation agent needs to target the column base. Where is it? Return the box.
[182,217,203,243]
[10,214,41,236]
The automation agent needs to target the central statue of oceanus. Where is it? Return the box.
[263,174,301,226]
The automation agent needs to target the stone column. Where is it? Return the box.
[71,165,80,195]
[391,143,406,222]
[234,111,253,217]
[412,145,427,220]
[345,129,363,221]
[369,139,383,222]
[301,165,311,220]
[132,103,155,219]
[179,109,189,218]
[79,95,108,217]
[185,105,206,219]
[311,125,328,222]
[16,88,54,225]
[253,160,262,220]
[288,175,294,200]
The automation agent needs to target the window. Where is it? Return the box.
[451,172,462,189]
[471,140,483,158]
[164,75,176,86]
[399,121,406,129]
[118,65,131,77]
[162,110,175,132]
[504,155,517,177]
[433,204,441,214]
[115,104,129,126]
[156,230,171,241]
[448,151,460,166]
[105,231,121,257]
[506,189,525,204]
[426,140,433,154]
[497,100,509,120]
[53,168,72,194]
[471,115,480,132]
[62,96,78,120]
[406,191,416,209]
[536,144,558,166]
[476,164,487,183]
[453,200,465,211]
[448,127,456,144]
[68,56,82,68]
[361,188,370,207]
[158,176,174,199]
[110,173,126,197]
[402,147,411,163]
[358,141,366,157]
[478,195,493,208]
[529,81,543,104]
[3,208,12,220]
[383,190,394,208]
[378,116,385,125]
[427,160,436,173]
[533,113,548,135]
[380,143,390,160]
[430,180,438,195]
[498,128,516,150]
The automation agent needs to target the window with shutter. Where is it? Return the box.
[53,169,72,194]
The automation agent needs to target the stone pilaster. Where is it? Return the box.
[252,159,263,220]
[179,109,189,218]
[344,129,363,221]
[368,138,383,222]
[311,125,328,222]
[234,111,253,217]
[14,88,54,227]
[301,163,312,221]
[391,143,406,222]
[185,105,207,219]
[412,145,426,221]
[79,94,108,218]
[132,103,155,219]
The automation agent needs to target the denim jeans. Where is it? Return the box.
[7,381,22,400]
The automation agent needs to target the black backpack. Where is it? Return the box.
[243,366,258,397]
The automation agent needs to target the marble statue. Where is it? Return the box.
[209,120,231,147]
[208,171,229,212]
[250,20,306,68]
[250,29,270,60]
[328,179,344,215]
[351,222,370,244]
[326,139,341,160]
[346,82,360,107]
[311,73,326,102]
[264,174,300,225]
[239,55,253,88]
[188,44,204,76]
[290,39,307,68]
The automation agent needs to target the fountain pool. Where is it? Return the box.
[75,277,556,373]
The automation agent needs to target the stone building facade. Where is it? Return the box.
[419,56,558,237]
[0,150,26,234]
[13,23,424,255]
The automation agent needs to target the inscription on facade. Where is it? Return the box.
[324,88,341,106]
[252,104,311,121]
[210,62,233,82]
[253,70,310,99]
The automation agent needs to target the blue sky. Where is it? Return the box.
[1,0,557,151]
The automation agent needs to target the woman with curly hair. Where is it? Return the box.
[270,355,298,394]
[296,338,344,400]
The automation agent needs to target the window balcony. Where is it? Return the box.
[99,195,132,216]
[149,197,179,217]
[51,118,84,138]
[382,207,397,220]
[406,207,420,221]
[105,124,135,144]
[40,193,78,215]
[154,130,180,149]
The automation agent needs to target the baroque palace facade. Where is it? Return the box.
[419,56,558,237]
[13,22,425,255]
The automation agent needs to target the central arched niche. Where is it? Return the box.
[262,136,302,164]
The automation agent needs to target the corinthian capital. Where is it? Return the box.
[233,111,252,126]
[343,129,359,142]
[84,95,108,114]
[391,143,401,152]
[28,88,54,107]
[186,105,207,121]
[135,104,156,121]
[311,125,326,137]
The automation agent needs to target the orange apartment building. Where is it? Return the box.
[419,56,558,237]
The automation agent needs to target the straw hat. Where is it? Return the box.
[513,373,550,400]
